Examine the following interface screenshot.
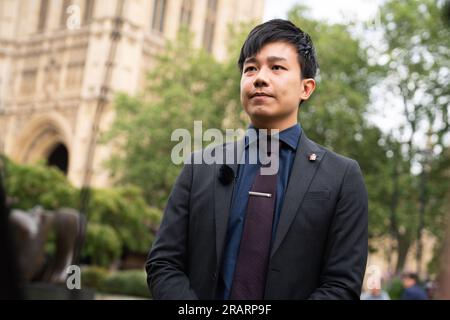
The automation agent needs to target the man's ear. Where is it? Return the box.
[299,78,316,102]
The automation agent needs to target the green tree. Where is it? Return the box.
[367,0,450,273]
[2,157,78,210]
[82,223,122,267]
[87,186,162,254]
[288,6,378,154]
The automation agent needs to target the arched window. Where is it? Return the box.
[47,143,69,175]
[151,0,167,33]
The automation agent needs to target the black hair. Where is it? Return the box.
[238,19,318,79]
[402,272,420,283]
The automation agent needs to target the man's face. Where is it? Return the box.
[240,41,315,129]
[402,277,415,288]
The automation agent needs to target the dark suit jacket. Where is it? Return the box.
[146,132,368,300]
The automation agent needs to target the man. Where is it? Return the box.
[401,273,428,300]
[146,19,368,300]
[360,274,390,300]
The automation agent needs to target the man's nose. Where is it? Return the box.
[253,67,269,88]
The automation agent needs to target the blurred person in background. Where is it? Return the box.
[424,279,437,300]
[401,272,428,300]
[361,287,390,300]
[361,271,390,300]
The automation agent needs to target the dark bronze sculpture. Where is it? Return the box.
[10,206,84,284]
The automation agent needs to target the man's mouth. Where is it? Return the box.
[250,92,274,99]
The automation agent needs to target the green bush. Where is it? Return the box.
[82,223,122,267]
[87,186,162,254]
[98,270,150,299]
[3,158,78,210]
[81,266,109,289]
[387,277,404,300]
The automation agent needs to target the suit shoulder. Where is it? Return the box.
[310,140,359,168]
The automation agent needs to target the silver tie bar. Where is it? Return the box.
[249,191,272,198]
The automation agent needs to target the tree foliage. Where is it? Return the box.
[3,157,78,210]
[366,0,450,273]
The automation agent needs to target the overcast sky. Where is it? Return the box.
[263,0,384,23]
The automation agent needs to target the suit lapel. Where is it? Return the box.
[270,132,327,258]
[214,139,244,266]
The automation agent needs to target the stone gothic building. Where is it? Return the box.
[0,0,264,187]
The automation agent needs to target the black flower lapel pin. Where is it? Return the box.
[218,164,235,185]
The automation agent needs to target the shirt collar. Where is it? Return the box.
[244,123,301,151]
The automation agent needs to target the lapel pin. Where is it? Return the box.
[218,164,235,185]
[309,153,317,162]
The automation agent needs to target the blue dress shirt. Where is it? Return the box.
[216,123,302,299]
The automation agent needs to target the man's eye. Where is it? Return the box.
[244,66,256,73]
[272,65,285,70]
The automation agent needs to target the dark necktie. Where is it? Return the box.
[230,139,278,300]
